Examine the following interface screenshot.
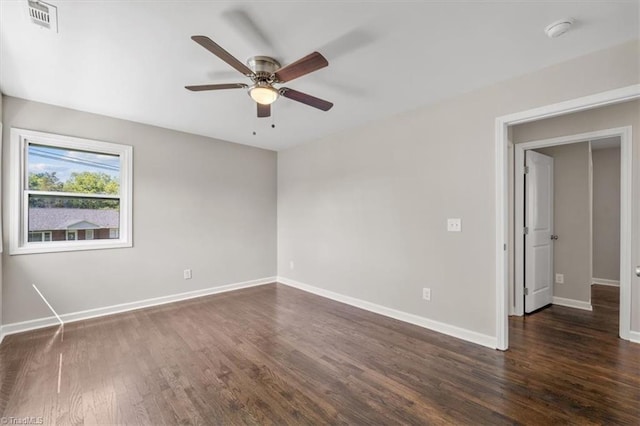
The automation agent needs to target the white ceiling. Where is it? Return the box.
[1,1,638,151]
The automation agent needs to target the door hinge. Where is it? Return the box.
[524,166,529,174]
[523,226,529,235]
[524,287,529,296]
[504,243,507,251]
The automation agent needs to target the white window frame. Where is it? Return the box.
[66,230,77,241]
[9,128,133,255]
[85,229,94,240]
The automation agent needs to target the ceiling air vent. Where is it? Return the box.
[27,0,58,33]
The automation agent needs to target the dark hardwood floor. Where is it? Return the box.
[0,283,637,425]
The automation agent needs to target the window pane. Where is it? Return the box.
[28,195,120,242]
[28,143,120,195]
[28,232,44,242]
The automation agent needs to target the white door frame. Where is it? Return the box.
[495,84,640,350]
[513,127,631,325]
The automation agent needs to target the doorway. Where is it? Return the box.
[495,86,640,350]
[512,128,631,337]
[514,135,623,319]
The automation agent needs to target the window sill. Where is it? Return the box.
[9,240,132,255]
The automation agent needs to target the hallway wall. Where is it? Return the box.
[592,146,621,282]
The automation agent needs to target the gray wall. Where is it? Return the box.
[592,147,621,281]
[511,100,639,329]
[278,40,639,338]
[2,96,277,325]
[534,143,592,303]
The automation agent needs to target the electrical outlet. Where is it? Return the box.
[183,269,192,280]
[555,273,564,284]
[447,218,462,232]
[422,288,431,301]
[289,260,295,270]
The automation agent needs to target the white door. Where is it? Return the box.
[525,150,554,313]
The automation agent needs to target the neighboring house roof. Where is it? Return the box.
[29,208,119,231]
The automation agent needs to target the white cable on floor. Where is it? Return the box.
[32,283,64,342]
[57,353,63,394]
[32,284,65,394]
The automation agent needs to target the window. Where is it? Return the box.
[10,128,132,254]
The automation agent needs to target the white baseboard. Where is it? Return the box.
[277,276,497,349]
[591,278,620,287]
[0,316,60,339]
[552,296,593,311]
[630,331,640,344]
[0,276,277,340]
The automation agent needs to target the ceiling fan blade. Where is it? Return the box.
[280,88,333,111]
[191,35,254,77]
[257,103,271,118]
[185,83,248,91]
[274,52,328,83]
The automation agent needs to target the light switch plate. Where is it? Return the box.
[447,218,462,232]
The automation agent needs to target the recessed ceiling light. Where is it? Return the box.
[545,18,575,38]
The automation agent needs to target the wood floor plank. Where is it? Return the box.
[0,283,638,425]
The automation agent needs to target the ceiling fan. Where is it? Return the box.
[185,35,333,118]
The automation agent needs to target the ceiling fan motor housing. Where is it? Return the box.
[245,56,281,104]
[247,56,281,82]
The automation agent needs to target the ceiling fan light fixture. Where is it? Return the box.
[249,83,279,105]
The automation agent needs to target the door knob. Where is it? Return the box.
[551,235,559,240]
[636,266,640,277]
